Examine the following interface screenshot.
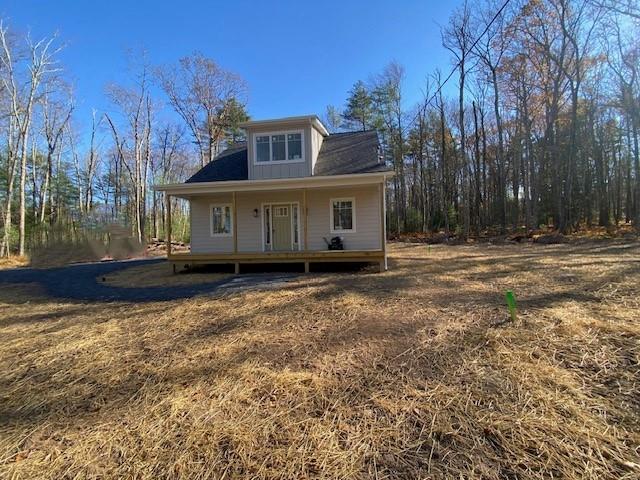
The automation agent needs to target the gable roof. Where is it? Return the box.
[184,130,389,184]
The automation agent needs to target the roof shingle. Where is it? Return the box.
[184,130,389,183]
[313,130,383,176]
[185,143,248,183]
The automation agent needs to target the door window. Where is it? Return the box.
[274,206,289,217]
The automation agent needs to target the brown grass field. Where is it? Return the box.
[0,241,639,479]
[101,262,233,288]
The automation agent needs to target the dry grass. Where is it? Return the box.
[0,241,639,479]
[0,256,28,270]
[100,262,232,288]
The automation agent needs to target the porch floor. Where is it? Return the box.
[167,249,386,273]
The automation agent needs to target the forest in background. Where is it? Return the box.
[0,0,639,257]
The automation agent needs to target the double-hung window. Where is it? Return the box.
[255,131,303,163]
[330,198,356,233]
[211,204,232,236]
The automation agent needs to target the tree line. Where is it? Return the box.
[1,0,639,258]
[327,0,639,237]
[0,23,248,257]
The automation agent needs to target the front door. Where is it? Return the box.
[272,204,292,251]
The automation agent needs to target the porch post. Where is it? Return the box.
[232,191,238,253]
[165,193,172,257]
[303,188,308,251]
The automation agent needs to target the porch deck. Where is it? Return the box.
[168,249,386,273]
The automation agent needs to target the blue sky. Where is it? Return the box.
[2,0,460,125]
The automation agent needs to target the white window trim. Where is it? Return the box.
[262,205,270,249]
[253,130,305,165]
[260,201,302,252]
[210,203,233,237]
[330,197,356,234]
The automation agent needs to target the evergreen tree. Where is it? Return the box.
[342,81,374,131]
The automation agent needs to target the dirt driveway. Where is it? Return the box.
[0,258,297,302]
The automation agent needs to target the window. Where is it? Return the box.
[253,131,304,163]
[264,206,271,245]
[272,135,286,161]
[330,198,355,233]
[274,206,289,217]
[293,205,299,244]
[288,133,302,160]
[256,136,270,163]
[211,204,232,236]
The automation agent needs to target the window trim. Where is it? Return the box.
[253,130,305,165]
[209,203,233,237]
[330,197,356,234]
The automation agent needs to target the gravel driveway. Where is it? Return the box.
[0,259,298,302]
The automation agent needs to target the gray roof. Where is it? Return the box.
[185,143,248,183]
[313,131,387,176]
[184,130,389,183]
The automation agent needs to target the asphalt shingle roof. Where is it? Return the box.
[185,131,389,183]
[313,130,385,176]
[185,143,248,183]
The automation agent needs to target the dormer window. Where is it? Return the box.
[255,130,304,164]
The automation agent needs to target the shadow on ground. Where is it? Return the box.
[0,258,299,302]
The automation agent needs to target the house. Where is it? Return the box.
[155,115,393,273]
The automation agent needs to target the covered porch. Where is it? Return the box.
[158,173,389,274]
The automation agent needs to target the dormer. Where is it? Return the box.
[240,115,330,180]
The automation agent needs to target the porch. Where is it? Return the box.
[159,173,389,274]
[167,249,386,273]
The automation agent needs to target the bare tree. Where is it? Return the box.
[372,62,408,232]
[322,105,343,133]
[0,21,61,256]
[443,0,474,238]
[152,123,187,238]
[472,0,510,231]
[40,82,73,223]
[105,58,154,242]
[0,21,20,257]
[157,53,248,167]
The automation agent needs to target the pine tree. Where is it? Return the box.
[342,81,374,131]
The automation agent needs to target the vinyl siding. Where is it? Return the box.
[189,194,234,253]
[306,185,382,250]
[236,191,304,252]
[188,185,382,254]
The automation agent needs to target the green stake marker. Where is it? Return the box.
[505,290,517,322]
[428,245,431,254]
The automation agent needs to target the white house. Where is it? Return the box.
[155,115,393,273]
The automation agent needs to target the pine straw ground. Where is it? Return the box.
[0,241,639,479]
[101,262,233,288]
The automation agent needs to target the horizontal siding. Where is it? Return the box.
[236,191,304,252]
[189,185,382,254]
[190,194,234,253]
[307,185,382,250]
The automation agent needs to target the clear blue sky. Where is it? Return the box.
[2,0,460,124]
